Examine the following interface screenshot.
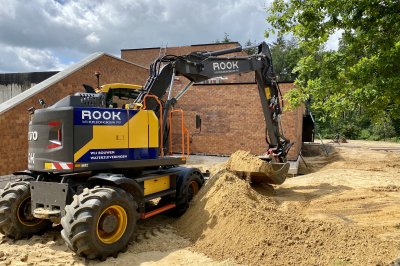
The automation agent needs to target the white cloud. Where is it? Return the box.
[0,0,272,72]
[85,32,100,46]
[0,44,70,72]
[0,0,16,17]
[326,30,344,51]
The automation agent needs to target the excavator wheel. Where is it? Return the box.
[0,181,52,239]
[61,187,139,260]
[159,171,203,217]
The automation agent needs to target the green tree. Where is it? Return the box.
[266,0,400,124]
[215,32,232,43]
[244,39,258,55]
[222,32,231,43]
[270,36,304,82]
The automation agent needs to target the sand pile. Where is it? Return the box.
[0,228,85,265]
[175,152,398,265]
[226,150,273,174]
[226,150,287,185]
[323,149,400,173]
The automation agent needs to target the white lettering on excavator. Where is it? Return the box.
[28,131,38,141]
[81,110,121,121]
[28,152,35,165]
[212,61,239,71]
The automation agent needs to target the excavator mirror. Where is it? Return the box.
[195,114,202,131]
[82,84,95,93]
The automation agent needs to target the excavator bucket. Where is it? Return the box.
[226,150,290,185]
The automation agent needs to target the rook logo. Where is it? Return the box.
[212,61,239,72]
[82,110,121,121]
[75,108,127,126]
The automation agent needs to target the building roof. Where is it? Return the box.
[0,52,148,115]
[0,71,59,86]
[121,41,241,51]
[121,42,247,70]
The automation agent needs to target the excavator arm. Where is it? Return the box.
[136,42,291,162]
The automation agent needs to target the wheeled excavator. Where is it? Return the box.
[0,42,291,259]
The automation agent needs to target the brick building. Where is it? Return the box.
[0,43,302,175]
[121,42,254,84]
[121,42,301,161]
[0,53,148,175]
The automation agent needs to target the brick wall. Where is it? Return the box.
[0,49,302,175]
[123,42,302,160]
[169,82,302,160]
[0,55,148,175]
[279,84,304,160]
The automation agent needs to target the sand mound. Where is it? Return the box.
[226,150,272,174]
[175,166,397,265]
[226,150,287,185]
[301,143,336,157]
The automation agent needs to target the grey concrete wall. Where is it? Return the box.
[0,83,36,103]
[0,72,58,104]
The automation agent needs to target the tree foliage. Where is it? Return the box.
[215,32,232,43]
[244,39,258,55]
[270,36,304,82]
[245,37,304,82]
[266,0,400,124]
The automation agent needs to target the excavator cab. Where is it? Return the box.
[82,83,143,108]
[100,83,142,108]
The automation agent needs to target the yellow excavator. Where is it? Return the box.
[0,42,291,259]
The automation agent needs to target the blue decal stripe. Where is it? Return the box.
[128,110,139,119]
[77,148,158,163]
[74,108,139,126]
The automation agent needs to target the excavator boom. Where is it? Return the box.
[137,42,291,162]
[136,42,292,184]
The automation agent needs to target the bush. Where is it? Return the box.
[359,129,371,140]
[371,121,397,141]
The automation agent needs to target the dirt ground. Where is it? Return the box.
[1,140,400,265]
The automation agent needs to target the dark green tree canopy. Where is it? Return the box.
[270,36,304,82]
[267,0,400,122]
[214,32,232,43]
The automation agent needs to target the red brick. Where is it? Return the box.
[169,82,302,160]
[0,54,148,175]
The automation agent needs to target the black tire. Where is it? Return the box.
[160,171,202,217]
[61,187,139,260]
[0,181,52,239]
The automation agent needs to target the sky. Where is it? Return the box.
[0,0,275,73]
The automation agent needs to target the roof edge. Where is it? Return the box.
[0,71,59,75]
[103,53,149,70]
[0,52,105,115]
[121,41,241,52]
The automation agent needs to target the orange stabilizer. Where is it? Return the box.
[140,203,176,219]
[185,128,190,157]
[169,109,189,159]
